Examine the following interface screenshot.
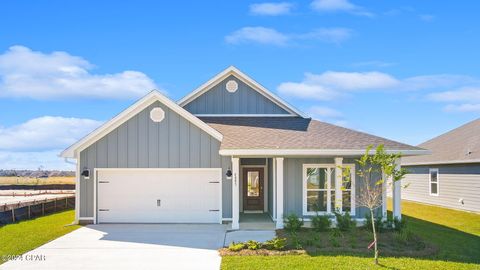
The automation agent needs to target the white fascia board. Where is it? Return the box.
[60,90,223,159]
[194,114,297,117]
[177,66,307,118]
[402,158,480,166]
[219,149,430,157]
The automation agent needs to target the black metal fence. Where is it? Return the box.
[0,196,75,225]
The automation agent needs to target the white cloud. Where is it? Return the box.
[444,104,480,113]
[250,2,294,16]
[351,60,396,68]
[401,75,477,91]
[278,71,399,100]
[295,28,352,44]
[419,14,435,22]
[306,106,349,128]
[310,0,373,16]
[307,106,343,118]
[0,45,158,100]
[428,87,480,113]
[306,71,399,90]
[225,27,352,46]
[0,116,103,151]
[225,27,289,46]
[278,71,480,102]
[428,87,480,102]
[0,150,75,170]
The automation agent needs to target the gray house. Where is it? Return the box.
[402,119,480,213]
[61,66,426,229]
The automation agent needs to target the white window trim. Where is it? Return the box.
[429,168,439,196]
[302,164,355,216]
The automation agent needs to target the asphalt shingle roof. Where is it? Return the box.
[201,117,421,151]
[402,118,480,165]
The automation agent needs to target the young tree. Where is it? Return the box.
[342,144,407,265]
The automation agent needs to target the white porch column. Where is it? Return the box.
[334,157,343,213]
[275,157,284,229]
[392,158,402,220]
[231,157,240,230]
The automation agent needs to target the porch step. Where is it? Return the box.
[239,222,276,230]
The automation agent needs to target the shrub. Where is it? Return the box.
[393,229,423,249]
[365,213,384,232]
[284,213,304,233]
[312,215,331,232]
[228,242,245,252]
[329,235,340,247]
[330,228,343,238]
[245,240,261,250]
[290,234,303,249]
[335,211,355,231]
[263,237,287,250]
[393,216,406,232]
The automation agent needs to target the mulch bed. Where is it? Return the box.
[221,228,438,257]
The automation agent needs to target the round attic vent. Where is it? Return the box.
[226,80,238,93]
[150,107,165,122]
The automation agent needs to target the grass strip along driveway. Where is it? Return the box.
[0,210,80,264]
[221,201,480,270]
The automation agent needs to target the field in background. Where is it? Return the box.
[0,177,75,186]
[0,210,80,264]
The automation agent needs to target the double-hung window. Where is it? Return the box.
[429,168,439,196]
[303,164,355,216]
[341,166,355,213]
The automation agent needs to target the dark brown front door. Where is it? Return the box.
[243,167,264,211]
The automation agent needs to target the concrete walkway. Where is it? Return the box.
[1,224,227,270]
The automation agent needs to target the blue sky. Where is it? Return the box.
[0,0,479,170]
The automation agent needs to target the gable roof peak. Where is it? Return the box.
[60,89,223,158]
[177,66,307,118]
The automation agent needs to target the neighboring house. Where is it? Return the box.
[402,119,480,213]
[60,66,426,229]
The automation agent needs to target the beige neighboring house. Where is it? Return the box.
[401,118,480,213]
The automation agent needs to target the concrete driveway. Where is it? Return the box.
[2,224,227,270]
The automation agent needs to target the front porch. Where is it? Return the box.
[229,156,403,230]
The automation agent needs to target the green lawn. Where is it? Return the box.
[0,210,80,264]
[222,201,480,269]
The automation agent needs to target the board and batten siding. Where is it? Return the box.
[79,101,232,219]
[183,75,291,115]
[402,164,480,213]
[283,158,376,219]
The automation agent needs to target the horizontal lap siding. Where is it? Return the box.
[183,75,290,115]
[403,164,480,212]
[79,101,232,218]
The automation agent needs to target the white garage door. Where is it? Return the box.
[96,169,222,224]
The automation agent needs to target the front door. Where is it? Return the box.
[243,167,264,211]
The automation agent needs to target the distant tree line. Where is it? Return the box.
[0,170,75,177]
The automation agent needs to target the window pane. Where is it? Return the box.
[330,169,335,189]
[307,168,327,189]
[342,191,351,212]
[307,191,327,212]
[430,171,438,183]
[247,171,260,197]
[331,191,336,212]
[431,183,438,194]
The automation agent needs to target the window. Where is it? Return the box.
[341,167,353,213]
[429,168,439,196]
[303,164,355,216]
